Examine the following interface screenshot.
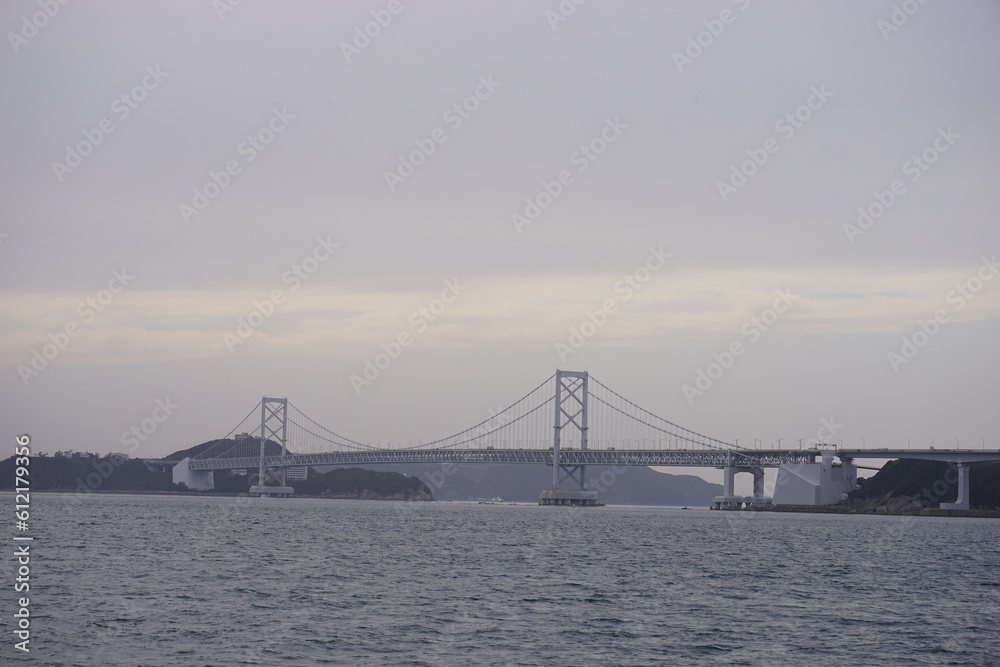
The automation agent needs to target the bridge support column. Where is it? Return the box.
[723,466,735,497]
[752,467,765,499]
[941,463,970,510]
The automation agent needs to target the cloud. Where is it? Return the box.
[4,264,998,369]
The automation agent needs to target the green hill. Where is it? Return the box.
[851,459,1000,508]
[317,462,722,505]
[0,452,433,501]
[164,437,284,461]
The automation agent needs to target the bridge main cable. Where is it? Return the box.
[588,375,736,452]
[193,399,263,459]
[287,401,379,451]
[406,372,556,450]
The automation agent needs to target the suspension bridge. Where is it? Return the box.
[168,370,1000,509]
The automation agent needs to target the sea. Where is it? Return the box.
[4,493,1000,666]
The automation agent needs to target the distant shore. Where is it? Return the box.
[0,488,431,501]
[742,503,1000,519]
[0,488,245,497]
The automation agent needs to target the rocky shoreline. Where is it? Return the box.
[744,495,1000,519]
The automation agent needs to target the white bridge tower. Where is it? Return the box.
[250,397,295,497]
[540,370,599,506]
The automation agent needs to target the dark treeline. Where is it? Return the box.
[0,455,432,501]
[851,459,1000,508]
[0,455,182,493]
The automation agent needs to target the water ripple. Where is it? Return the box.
[8,493,1000,666]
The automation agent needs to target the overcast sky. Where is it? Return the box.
[2,1,998,492]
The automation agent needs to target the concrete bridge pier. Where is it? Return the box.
[721,465,765,498]
[751,467,765,499]
[713,465,769,509]
[941,462,970,510]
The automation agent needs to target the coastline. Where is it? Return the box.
[0,488,433,501]
[742,503,1000,519]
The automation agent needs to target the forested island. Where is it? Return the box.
[845,458,1000,512]
[752,459,1000,516]
[0,449,432,501]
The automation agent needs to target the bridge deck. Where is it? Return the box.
[185,448,823,471]
[837,449,1000,464]
[182,447,1000,471]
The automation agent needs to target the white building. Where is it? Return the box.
[285,466,308,481]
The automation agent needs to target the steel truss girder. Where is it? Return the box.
[188,448,822,471]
